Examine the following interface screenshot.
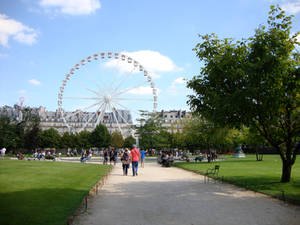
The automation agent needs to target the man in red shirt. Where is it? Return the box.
[130,145,141,176]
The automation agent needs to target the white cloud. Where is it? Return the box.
[173,77,186,84]
[267,0,300,14]
[39,0,101,15]
[0,14,38,47]
[281,0,300,14]
[296,33,300,42]
[167,77,187,95]
[127,86,160,95]
[17,89,27,95]
[0,53,8,58]
[105,50,181,79]
[29,79,41,85]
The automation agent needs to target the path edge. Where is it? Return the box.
[67,166,114,225]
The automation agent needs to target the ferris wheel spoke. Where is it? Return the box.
[79,103,104,132]
[114,102,141,116]
[95,103,107,126]
[111,107,123,136]
[115,97,153,102]
[70,79,99,96]
[64,101,102,120]
[112,66,137,95]
[64,97,100,100]
[111,103,132,126]
[114,80,148,97]
[86,71,103,91]
[108,58,121,90]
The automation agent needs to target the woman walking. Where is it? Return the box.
[103,148,109,165]
[121,148,130,176]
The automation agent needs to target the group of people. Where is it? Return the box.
[103,147,119,165]
[110,145,146,176]
[80,150,92,163]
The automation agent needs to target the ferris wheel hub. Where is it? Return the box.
[104,94,112,103]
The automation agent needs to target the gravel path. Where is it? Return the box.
[72,162,300,225]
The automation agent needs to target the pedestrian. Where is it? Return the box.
[103,148,109,165]
[140,149,146,168]
[113,148,118,166]
[109,148,114,165]
[130,145,140,176]
[121,148,130,176]
[1,147,6,159]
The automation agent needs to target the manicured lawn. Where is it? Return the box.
[0,160,111,225]
[173,154,300,204]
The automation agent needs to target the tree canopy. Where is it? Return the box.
[89,124,111,148]
[110,131,124,148]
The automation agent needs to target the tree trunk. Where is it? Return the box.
[281,160,292,182]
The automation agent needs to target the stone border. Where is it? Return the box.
[67,166,113,225]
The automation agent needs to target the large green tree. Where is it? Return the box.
[123,135,135,148]
[137,112,170,150]
[77,130,92,149]
[39,128,61,149]
[0,116,20,150]
[187,6,299,182]
[89,124,111,148]
[110,131,124,148]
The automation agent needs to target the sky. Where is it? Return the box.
[0,0,299,123]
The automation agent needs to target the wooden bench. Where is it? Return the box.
[204,165,220,183]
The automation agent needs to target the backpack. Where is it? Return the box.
[122,152,129,161]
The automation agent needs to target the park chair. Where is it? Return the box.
[204,165,220,183]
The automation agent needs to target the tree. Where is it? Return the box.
[110,131,124,148]
[39,128,61,149]
[137,116,168,150]
[0,116,20,150]
[89,124,111,148]
[123,135,135,148]
[22,107,41,152]
[77,130,92,149]
[24,123,41,152]
[187,5,299,182]
[60,132,73,149]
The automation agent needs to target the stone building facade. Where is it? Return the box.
[0,105,133,137]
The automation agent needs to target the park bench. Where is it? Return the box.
[204,165,220,183]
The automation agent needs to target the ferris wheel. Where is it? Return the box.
[57,52,158,136]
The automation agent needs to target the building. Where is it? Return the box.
[0,105,133,137]
[158,110,191,132]
[138,110,191,133]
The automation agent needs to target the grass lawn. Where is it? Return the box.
[173,154,300,205]
[0,160,111,225]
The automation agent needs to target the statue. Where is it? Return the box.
[233,144,246,158]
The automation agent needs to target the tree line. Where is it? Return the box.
[0,114,135,153]
[137,113,267,153]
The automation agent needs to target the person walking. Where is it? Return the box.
[140,149,146,168]
[130,145,140,176]
[120,148,130,176]
[109,148,114,165]
[103,148,109,165]
[113,148,118,166]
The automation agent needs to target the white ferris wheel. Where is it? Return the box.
[57,52,157,136]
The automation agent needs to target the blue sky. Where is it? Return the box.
[0,0,299,122]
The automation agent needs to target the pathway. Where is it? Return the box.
[72,162,300,225]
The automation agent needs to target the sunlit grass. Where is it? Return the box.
[173,154,300,204]
[0,160,111,225]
